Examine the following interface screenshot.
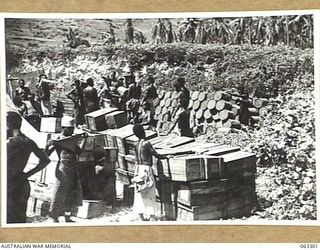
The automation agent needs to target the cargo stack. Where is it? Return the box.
[148,139,257,221]
[71,107,129,214]
[251,98,272,125]
[84,107,126,132]
[153,90,271,134]
[26,134,60,217]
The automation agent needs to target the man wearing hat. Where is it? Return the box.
[45,116,87,223]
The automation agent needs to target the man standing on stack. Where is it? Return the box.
[7,111,50,223]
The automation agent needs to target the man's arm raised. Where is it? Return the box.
[25,140,50,178]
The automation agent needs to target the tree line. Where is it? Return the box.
[103,15,313,48]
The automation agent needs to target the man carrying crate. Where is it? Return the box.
[45,116,88,223]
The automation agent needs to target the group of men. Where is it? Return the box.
[12,74,62,130]
[65,71,194,138]
[7,68,195,224]
[12,68,195,138]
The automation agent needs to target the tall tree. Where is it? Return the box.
[195,19,207,44]
[151,19,167,45]
[124,19,134,44]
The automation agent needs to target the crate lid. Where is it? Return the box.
[220,151,256,162]
[85,107,118,117]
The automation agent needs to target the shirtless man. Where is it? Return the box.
[166,98,194,138]
[45,116,87,222]
[142,76,158,117]
[176,77,190,107]
[66,80,85,126]
[132,124,167,221]
[7,111,50,223]
[37,74,54,116]
[126,74,142,124]
[15,79,31,98]
[83,78,99,114]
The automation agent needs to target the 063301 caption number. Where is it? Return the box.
[300,244,318,249]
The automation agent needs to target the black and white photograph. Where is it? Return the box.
[2,11,317,226]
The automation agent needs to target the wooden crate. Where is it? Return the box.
[124,130,158,155]
[107,125,134,154]
[83,136,95,151]
[124,154,137,173]
[26,196,37,216]
[105,110,128,129]
[94,134,107,152]
[40,117,62,133]
[34,199,51,216]
[26,151,58,184]
[104,147,118,163]
[72,200,106,219]
[202,156,225,179]
[116,168,134,185]
[177,179,227,207]
[204,145,240,156]
[152,158,170,178]
[227,194,256,218]
[177,202,226,221]
[168,155,205,182]
[227,177,256,200]
[117,153,128,170]
[78,151,94,162]
[29,182,55,202]
[153,148,193,157]
[48,133,84,152]
[220,151,256,178]
[175,142,222,154]
[155,180,178,220]
[85,107,118,132]
[104,129,119,147]
[116,135,135,155]
[149,135,195,149]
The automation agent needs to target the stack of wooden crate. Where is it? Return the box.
[84,107,127,132]
[111,127,257,220]
[149,139,257,221]
[26,147,60,216]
